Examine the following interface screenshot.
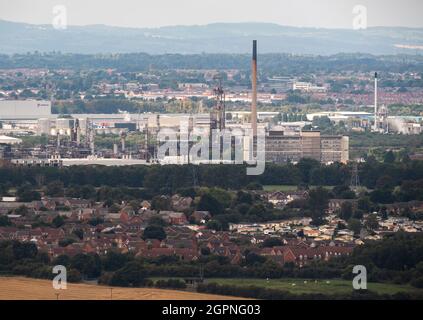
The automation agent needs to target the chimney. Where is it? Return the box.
[374,72,378,131]
[56,132,60,149]
[251,40,258,138]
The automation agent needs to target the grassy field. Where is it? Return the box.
[151,277,420,296]
[0,277,246,300]
[205,278,420,295]
[263,185,334,192]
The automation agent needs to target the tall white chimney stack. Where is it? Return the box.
[374,72,378,131]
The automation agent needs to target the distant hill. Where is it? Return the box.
[1,20,423,55]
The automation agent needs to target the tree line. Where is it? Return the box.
[1,158,422,191]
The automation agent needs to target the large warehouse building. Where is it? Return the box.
[0,100,51,119]
[265,130,349,164]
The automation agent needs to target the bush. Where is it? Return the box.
[68,269,83,283]
[411,277,423,288]
[155,279,187,289]
[108,262,149,287]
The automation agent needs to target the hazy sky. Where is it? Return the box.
[1,0,423,28]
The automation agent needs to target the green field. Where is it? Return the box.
[205,278,419,295]
[263,185,334,192]
[151,277,420,295]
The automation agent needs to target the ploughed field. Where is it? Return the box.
[0,277,244,300]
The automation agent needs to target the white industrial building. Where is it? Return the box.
[0,135,22,145]
[0,100,51,119]
[293,82,327,93]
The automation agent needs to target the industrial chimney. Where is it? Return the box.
[120,131,127,153]
[374,72,378,131]
[251,40,258,138]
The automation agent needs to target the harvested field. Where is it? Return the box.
[0,277,244,300]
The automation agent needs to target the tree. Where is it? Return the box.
[52,215,65,228]
[16,185,41,202]
[68,269,83,283]
[307,187,330,225]
[142,225,166,241]
[59,238,75,247]
[347,218,362,235]
[44,180,64,197]
[312,116,332,130]
[245,252,266,266]
[245,182,263,190]
[370,189,395,204]
[72,228,84,240]
[14,205,29,216]
[247,204,267,217]
[235,191,253,205]
[109,203,121,213]
[297,158,321,183]
[70,253,102,278]
[206,220,223,231]
[383,151,395,163]
[411,277,423,288]
[80,185,96,199]
[88,217,104,226]
[129,200,140,211]
[0,216,11,227]
[52,255,70,267]
[151,196,171,211]
[262,238,283,248]
[208,188,232,208]
[12,241,37,260]
[376,175,394,189]
[197,193,224,215]
[332,185,355,199]
[357,197,371,212]
[365,214,379,231]
[109,261,148,287]
[102,251,131,272]
[339,202,353,221]
[147,216,167,227]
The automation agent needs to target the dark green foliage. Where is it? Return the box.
[108,262,149,287]
[197,193,224,215]
[339,202,354,220]
[196,283,418,300]
[52,215,65,228]
[155,279,187,289]
[102,251,132,272]
[70,253,102,278]
[261,238,283,248]
[142,225,166,241]
[349,233,423,272]
[0,216,11,226]
[16,185,41,202]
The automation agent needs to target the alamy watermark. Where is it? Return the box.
[352,5,367,30]
[52,265,67,290]
[352,265,367,290]
[157,120,266,175]
[52,5,68,30]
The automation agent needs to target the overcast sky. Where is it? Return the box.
[1,0,423,28]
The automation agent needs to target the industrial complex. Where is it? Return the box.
[2,41,422,167]
[0,41,352,168]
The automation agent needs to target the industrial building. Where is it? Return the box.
[293,81,327,93]
[0,100,51,119]
[265,130,349,164]
[0,135,22,160]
